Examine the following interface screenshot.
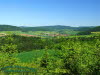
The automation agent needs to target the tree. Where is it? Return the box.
[0,35,19,73]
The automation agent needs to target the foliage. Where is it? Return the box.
[0,35,19,74]
[77,26,100,35]
[0,34,100,75]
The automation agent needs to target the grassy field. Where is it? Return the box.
[16,49,59,63]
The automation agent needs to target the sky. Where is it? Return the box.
[0,0,99,27]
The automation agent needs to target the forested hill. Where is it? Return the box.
[21,25,78,31]
[78,26,100,35]
[0,25,77,31]
[0,25,99,32]
[0,25,21,31]
[89,26,100,31]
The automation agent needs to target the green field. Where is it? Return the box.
[16,50,59,63]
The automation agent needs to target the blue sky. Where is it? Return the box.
[0,0,99,27]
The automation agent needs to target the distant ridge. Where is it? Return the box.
[0,24,98,32]
[0,25,21,31]
[78,26,100,35]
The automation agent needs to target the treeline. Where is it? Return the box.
[0,25,75,31]
[0,34,100,52]
[77,26,100,35]
[0,25,21,31]
[0,24,95,32]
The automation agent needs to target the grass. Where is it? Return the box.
[16,49,59,63]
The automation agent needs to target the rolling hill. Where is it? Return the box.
[77,26,100,35]
[0,25,99,35]
[0,25,21,31]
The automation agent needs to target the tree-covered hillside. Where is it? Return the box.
[0,25,99,35]
[20,25,78,31]
[0,25,21,31]
[0,25,92,31]
[78,26,100,35]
